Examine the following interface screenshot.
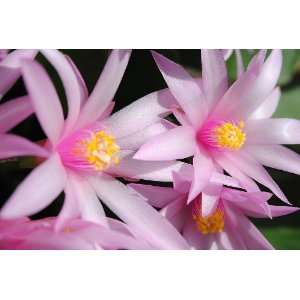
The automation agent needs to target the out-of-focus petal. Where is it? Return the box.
[235,50,244,78]
[129,183,181,208]
[22,60,64,145]
[108,151,187,182]
[224,151,288,203]
[0,154,66,218]
[0,134,49,159]
[134,125,196,161]
[246,118,300,145]
[76,50,131,129]
[152,51,207,126]
[246,144,300,176]
[117,119,176,151]
[0,49,38,98]
[88,174,189,249]
[105,88,176,138]
[250,87,280,119]
[201,49,228,108]
[0,96,33,133]
[41,50,82,134]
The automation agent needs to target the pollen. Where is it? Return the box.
[73,130,120,171]
[192,199,224,234]
[214,121,246,150]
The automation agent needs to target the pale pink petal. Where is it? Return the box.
[187,148,214,203]
[0,49,38,97]
[67,172,108,227]
[246,144,300,176]
[134,125,196,161]
[0,96,33,133]
[250,87,280,119]
[88,174,189,249]
[224,151,288,203]
[0,154,66,218]
[201,183,222,217]
[98,101,115,121]
[160,196,186,219]
[117,119,176,151]
[152,51,207,126]
[214,154,259,192]
[0,134,49,159]
[41,50,82,134]
[108,151,187,182]
[201,49,228,108]
[129,183,181,208]
[22,60,64,145]
[76,50,131,129]
[246,118,300,145]
[210,172,241,188]
[235,50,244,78]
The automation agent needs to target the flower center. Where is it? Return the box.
[197,120,246,151]
[192,199,224,234]
[57,127,120,172]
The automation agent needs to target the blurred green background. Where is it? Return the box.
[0,49,300,249]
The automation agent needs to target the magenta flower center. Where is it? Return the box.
[57,126,120,172]
[197,119,246,151]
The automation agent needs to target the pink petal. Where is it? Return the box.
[250,87,280,119]
[235,50,244,78]
[76,50,131,129]
[160,195,187,219]
[88,174,189,249]
[210,172,241,188]
[0,49,38,97]
[41,50,82,134]
[117,119,176,151]
[67,172,108,227]
[201,183,222,217]
[0,96,33,133]
[214,154,260,192]
[224,151,288,203]
[152,51,207,126]
[246,144,300,176]
[0,154,66,218]
[201,49,228,108]
[105,88,176,138]
[22,60,64,145]
[134,125,196,161]
[129,183,181,208]
[108,151,187,182]
[187,148,214,203]
[246,118,300,144]
[0,134,49,159]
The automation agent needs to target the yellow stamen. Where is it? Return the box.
[193,208,225,234]
[214,121,246,150]
[74,130,120,171]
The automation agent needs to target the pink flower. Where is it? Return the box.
[0,217,152,250]
[135,50,299,211]
[0,49,38,100]
[0,49,188,249]
[130,179,299,249]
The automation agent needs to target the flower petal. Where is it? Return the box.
[134,125,196,161]
[22,60,64,145]
[0,134,49,159]
[0,154,66,218]
[250,87,280,119]
[152,51,207,126]
[105,88,176,138]
[224,151,288,203]
[0,49,38,98]
[108,151,187,182]
[0,96,33,133]
[76,50,131,129]
[117,119,176,151]
[41,50,82,134]
[201,49,228,108]
[246,118,300,145]
[88,174,189,249]
[201,183,222,217]
[128,183,181,208]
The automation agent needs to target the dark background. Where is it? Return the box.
[1,50,300,249]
